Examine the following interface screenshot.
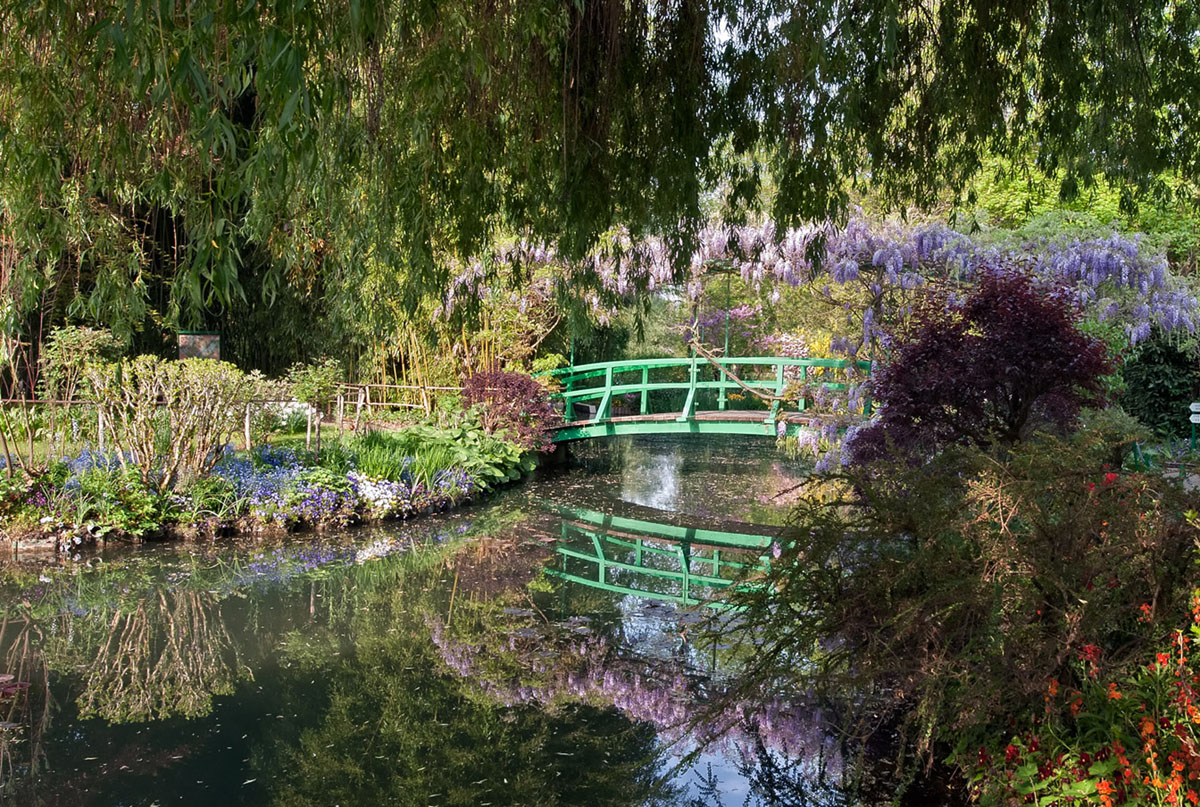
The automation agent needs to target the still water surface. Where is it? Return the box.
[0,437,870,806]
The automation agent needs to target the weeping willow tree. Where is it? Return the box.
[0,0,1197,379]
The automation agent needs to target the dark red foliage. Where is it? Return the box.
[848,267,1113,464]
[462,369,562,453]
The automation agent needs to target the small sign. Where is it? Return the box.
[1191,402,1200,413]
[1190,413,1200,424]
[179,331,220,361]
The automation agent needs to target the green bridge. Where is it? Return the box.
[541,355,872,442]
[546,505,778,608]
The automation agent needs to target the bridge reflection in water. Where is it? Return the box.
[545,504,779,608]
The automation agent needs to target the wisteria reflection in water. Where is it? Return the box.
[427,613,846,786]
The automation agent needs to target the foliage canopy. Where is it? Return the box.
[1,0,1197,343]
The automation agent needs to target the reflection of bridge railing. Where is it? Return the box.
[546,506,775,608]
[540,356,871,441]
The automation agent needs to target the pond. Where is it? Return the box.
[0,436,894,806]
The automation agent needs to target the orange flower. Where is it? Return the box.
[1098,779,1117,807]
[1109,682,1124,700]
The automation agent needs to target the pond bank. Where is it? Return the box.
[0,422,548,562]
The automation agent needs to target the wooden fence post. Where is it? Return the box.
[244,404,252,452]
[354,387,364,432]
[337,393,345,440]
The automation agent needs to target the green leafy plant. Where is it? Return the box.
[285,357,342,450]
[177,475,244,523]
[1120,330,1200,438]
[967,590,1200,806]
[726,408,1197,774]
[84,356,262,491]
[58,468,166,538]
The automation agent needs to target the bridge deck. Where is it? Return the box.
[552,409,836,441]
[559,409,823,428]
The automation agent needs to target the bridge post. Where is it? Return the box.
[640,367,649,415]
[766,361,784,424]
[677,355,698,422]
[680,541,692,604]
[590,366,614,424]
[798,364,807,412]
[717,357,727,411]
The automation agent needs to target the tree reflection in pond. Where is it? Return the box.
[0,436,879,805]
[62,589,246,723]
[253,539,682,807]
[0,617,50,803]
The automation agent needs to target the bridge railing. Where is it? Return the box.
[540,356,871,425]
[549,508,773,608]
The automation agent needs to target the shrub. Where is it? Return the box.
[38,326,121,402]
[285,357,341,450]
[462,369,560,453]
[84,356,262,491]
[1119,330,1200,438]
[847,267,1113,464]
[728,411,1197,768]
[53,467,165,538]
[285,357,342,409]
[967,593,1200,806]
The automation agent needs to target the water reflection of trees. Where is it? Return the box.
[54,589,246,723]
[429,611,844,774]
[255,548,683,807]
[0,616,50,802]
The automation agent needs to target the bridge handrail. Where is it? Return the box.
[541,355,870,386]
[556,378,856,403]
[541,354,872,429]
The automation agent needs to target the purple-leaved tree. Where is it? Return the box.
[846,267,1113,464]
[462,369,561,453]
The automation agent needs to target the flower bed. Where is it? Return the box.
[0,422,530,555]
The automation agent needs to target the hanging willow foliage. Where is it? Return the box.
[0,0,1196,349]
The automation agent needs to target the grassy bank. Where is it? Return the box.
[0,417,539,557]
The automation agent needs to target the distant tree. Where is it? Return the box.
[848,268,1112,463]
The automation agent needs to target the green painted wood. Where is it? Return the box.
[549,504,776,608]
[600,534,756,570]
[557,545,737,588]
[544,569,731,609]
[539,355,872,442]
[553,418,813,442]
[554,504,776,549]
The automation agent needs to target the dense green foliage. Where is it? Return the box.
[2,0,1197,367]
[1119,331,1200,439]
